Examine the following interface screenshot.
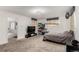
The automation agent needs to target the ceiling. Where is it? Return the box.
[0,6,72,19]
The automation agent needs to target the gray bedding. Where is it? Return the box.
[43,31,74,44]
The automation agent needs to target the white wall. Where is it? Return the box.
[74,6,79,41]
[58,16,70,33]
[0,13,8,45]
[7,13,32,39]
[0,11,32,44]
[37,19,46,24]
[7,12,32,39]
[17,16,31,39]
[37,16,70,34]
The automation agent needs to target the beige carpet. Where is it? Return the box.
[0,35,66,52]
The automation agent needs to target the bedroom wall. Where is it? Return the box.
[37,19,46,24]
[37,16,70,34]
[69,14,75,31]
[47,16,70,34]
[0,12,8,45]
[74,6,79,41]
[6,12,32,39]
[8,13,32,40]
[0,17,8,45]
[0,11,32,45]
[8,14,32,39]
[17,16,31,39]
[58,16,70,33]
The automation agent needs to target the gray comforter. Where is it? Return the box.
[43,31,74,44]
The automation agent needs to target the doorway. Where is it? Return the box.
[8,17,17,43]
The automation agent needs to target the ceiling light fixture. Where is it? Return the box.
[30,8,46,15]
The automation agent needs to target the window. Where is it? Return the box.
[46,20,59,27]
[31,18,37,26]
[32,20,37,26]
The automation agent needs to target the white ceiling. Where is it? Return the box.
[0,6,72,19]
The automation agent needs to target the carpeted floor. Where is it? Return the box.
[0,35,66,52]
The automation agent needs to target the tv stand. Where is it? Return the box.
[25,33,37,38]
[26,26,37,38]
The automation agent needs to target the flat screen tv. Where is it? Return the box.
[27,26,35,34]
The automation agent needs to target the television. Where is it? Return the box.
[27,26,35,34]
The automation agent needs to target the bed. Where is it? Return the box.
[43,30,75,44]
